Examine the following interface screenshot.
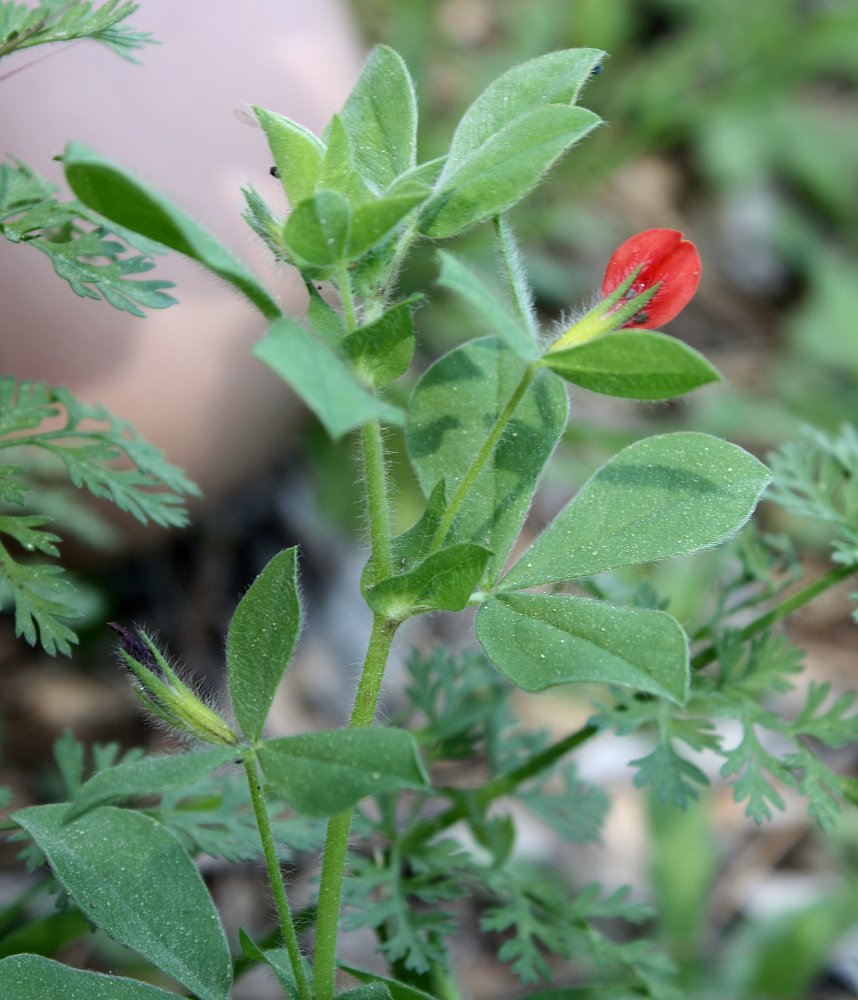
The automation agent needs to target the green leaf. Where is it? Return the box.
[436,250,537,360]
[307,284,347,345]
[420,105,600,239]
[227,547,301,742]
[254,317,403,438]
[65,747,237,821]
[0,549,80,656]
[12,804,232,1000]
[343,297,419,386]
[282,189,351,267]
[339,965,436,1000]
[542,331,721,399]
[339,45,418,192]
[338,985,393,1000]
[443,48,606,172]
[257,728,429,817]
[365,542,492,618]
[349,189,428,259]
[476,593,689,705]
[406,337,568,583]
[501,432,770,590]
[238,929,300,997]
[254,105,324,206]
[0,955,178,999]
[62,143,280,320]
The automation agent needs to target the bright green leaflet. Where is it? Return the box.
[227,547,301,743]
[254,318,403,438]
[342,297,418,386]
[436,250,537,360]
[65,747,236,820]
[0,955,178,1000]
[257,729,429,817]
[442,48,606,172]
[338,45,417,192]
[407,337,568,583]
[476,593,689,705]
[61,143,280,321]
[13,805,232,1000]
[501,432,771,590]
[543,330,721,400]
[283,189,351,267]
[253,106,324,206]
[365,542,492,618]
[420,105,601,239]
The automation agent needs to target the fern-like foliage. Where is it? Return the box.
[0,377,198,654]
[1,160,176,316]
[0,0,153,62]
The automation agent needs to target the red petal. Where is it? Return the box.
[602,228,701,329]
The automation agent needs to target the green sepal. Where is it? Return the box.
[342,295,420,386]
[476,593,689,705]
[257,728,429,816]
[254,318,403,438]
[61,143,280,320]
[253,106,324,206]
[542,330,721,399]
[227,547,302,743]
[364,542,492,619]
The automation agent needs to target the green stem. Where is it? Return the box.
[493,214,539,343]
[243,750,311,1000]
[691,562,856,671]
[313,616,399,1000]
[429,364,536,552]
[361,421,393,580]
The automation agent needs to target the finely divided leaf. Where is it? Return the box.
[502,432,770,590]
[227,547,301,742]
[257,728,429,816]
[13,804,232,1000]
[476,593,689,705]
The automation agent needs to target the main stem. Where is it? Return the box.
[243,751,312,1000]
[314,397,399,1000]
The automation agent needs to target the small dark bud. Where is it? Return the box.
[108,622,164,678]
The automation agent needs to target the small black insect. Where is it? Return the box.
[270,165,280,178]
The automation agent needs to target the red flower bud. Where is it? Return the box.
[601,228,701,329]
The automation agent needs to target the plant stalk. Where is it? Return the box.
[243,750,311,1000]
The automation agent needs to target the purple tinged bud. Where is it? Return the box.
[108,622,165,679]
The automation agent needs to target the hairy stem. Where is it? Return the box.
[362,421,393,580]
[243,751,311,1000]
[493,214,539,343]
[429,364,536,552]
